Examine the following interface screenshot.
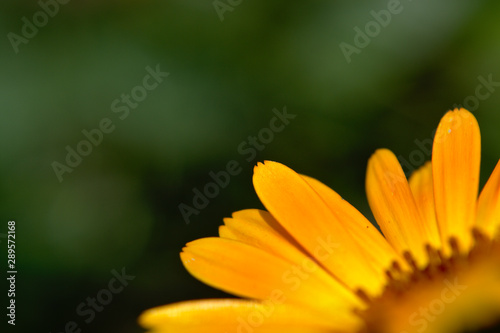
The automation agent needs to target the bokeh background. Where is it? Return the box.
[1,0,500,332]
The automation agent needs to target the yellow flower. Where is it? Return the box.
[139,108,500,333]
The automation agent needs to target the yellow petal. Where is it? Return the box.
[408,161,441,249]
[301,174,409,275]
[432,108,481,254]
[252,161,384,295]
[180,237,363,317]
[219,210,309,264]
[476,159,500,238]
[219,209,366,306]
[139,299,361,333]
[366,149,432,267]
[222,209,306,254]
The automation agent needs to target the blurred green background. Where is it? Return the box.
[1,0,500,332]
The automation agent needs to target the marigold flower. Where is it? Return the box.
[140,108,500,333]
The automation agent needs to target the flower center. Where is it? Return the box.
[356,231,500,333]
